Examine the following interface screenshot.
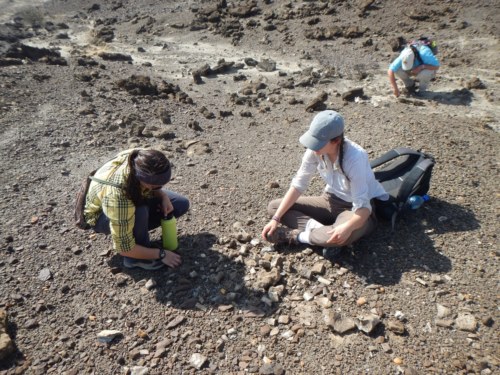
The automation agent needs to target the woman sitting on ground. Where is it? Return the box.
[83,149,190,270]
[261,110,388,257]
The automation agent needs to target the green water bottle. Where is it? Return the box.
[161,213,178,251]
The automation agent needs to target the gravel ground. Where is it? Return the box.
[0,1,499,374]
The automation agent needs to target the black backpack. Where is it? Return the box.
[371,147,435,229]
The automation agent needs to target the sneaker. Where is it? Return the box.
[322,247,343,261]
[266,227,300,245]
[123,256,165,270]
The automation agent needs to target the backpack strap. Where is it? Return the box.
[395,157,434,203]
[410,45,424,65]
[370,147,422,169]
[89,176,123,189]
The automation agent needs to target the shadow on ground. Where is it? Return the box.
[419,88,474,106]
[0,320,22,371]
[342,197,479,285]
[109,232,271,315]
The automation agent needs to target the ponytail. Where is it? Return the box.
[126,150,144,206]
[337,135,350,182]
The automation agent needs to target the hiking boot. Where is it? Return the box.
[266,227,300,245]
[123,256,165,270]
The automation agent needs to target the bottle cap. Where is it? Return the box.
[423,194,430,201]
[164,213,174,220]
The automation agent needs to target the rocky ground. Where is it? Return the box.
[0,0,499,374]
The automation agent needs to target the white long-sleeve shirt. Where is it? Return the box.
[291,138,388,212]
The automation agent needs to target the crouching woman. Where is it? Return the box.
[83,149,190,270]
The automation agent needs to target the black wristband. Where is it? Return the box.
[158,248,166,260]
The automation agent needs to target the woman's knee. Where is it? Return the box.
[267,199,281,216]
[173,197,190,217]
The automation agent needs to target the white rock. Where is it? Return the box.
[394,311,405,321]
[189,353,207,370]
[436,304,452,318]
[316,297,332,308]
[317,276,331,285]
[130,366,149,375]
[303,291,314,301]
[250,238,260,246]
[456,313,477,332]
[355,314,380,334]
[97,330,122,343]
[270,327,280,336]
[281,330,294,339]
[145,279,156,290]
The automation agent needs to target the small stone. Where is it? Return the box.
[38,268,52,281]
[25,319,39,329]
[435,319,454,328]
[303,291,314,301]
[386,319,405,334]
[436,304,452,318]
[316,297,332,308]
[278,315,290,324]
[189,353,207,370]
[137,329,148,339]
[260,325,271,336]
[394,311,405,321]
[130,366,149,375]
[311,262,325,275]
[381,343,391,353]
[317,276,331,285]
[324,312,357,334]
[97,330,122,343]
[415,277,428,286]
[299,268,313,280]
[76,262,87,271]
[393,357,403,365]
[455,313,477,332]
[356,297,367,306]
[355,313,380,334]
[337,267,348,276]
[481,316,494,327]
[145,279,157,290]
[166,316,185,329]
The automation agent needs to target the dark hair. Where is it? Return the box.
[334,135,350,181]
[126,149,170,205]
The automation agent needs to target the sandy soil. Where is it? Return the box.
[0,0,499,374]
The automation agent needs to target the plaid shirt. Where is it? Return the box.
[84,150,149,253]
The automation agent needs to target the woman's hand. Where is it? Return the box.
[161,250,182,268]
[262,220,279,241]
[160,194,174,216]
[326,222,353,246]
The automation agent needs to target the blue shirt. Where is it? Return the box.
[389,45,440,72]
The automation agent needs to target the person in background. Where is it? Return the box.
[83,149,190,270]
[261,110,388,258]
[388,42,440,97]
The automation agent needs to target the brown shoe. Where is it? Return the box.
[266,227,300,245]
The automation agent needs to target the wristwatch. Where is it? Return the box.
[158,248,166,260]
